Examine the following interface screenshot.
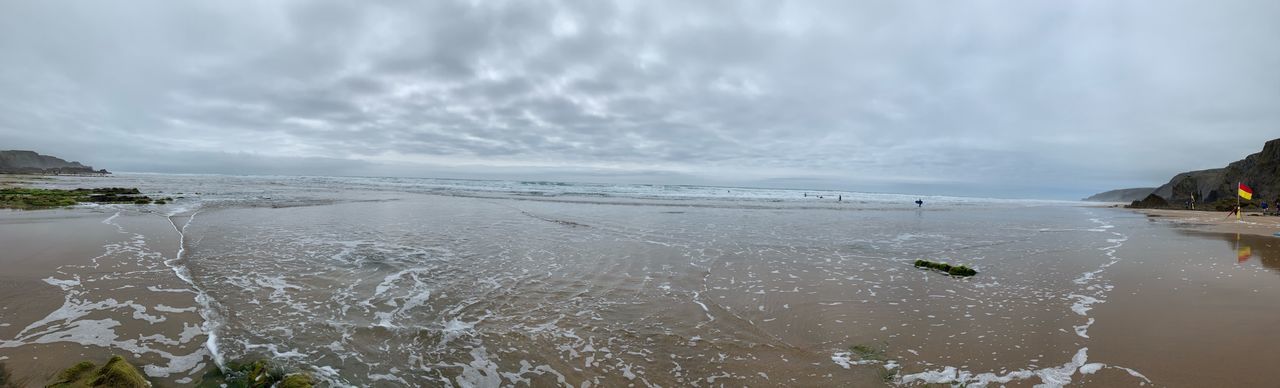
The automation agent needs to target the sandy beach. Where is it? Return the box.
[0,208,207,386]
[1133,208,1280,237]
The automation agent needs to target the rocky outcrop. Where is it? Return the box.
[1125,193,1169,209]
[1082,187,1155,202]
[0,150,108,175]
[1090,138,1280,209]
[1151,168,1226,202]
[1153,138,1280,207]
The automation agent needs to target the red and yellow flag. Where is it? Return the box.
[1239,183,1253,200]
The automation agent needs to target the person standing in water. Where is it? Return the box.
[915,199,924,207]
[838,195,842,202]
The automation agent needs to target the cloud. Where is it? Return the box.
[1,0,1278,199]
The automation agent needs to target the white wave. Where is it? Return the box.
[451,346,503,388]
[162,208,227,370]
[899,347,1088,387]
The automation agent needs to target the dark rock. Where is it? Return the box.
[1126,193,1169,209]
[913,259,977,277]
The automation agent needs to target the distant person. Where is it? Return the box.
[838,195,842,202]
[915,199,924,207]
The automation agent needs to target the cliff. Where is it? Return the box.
[1082,187,1155,202]
[1151,138,1280,206]
[0,150,108,175]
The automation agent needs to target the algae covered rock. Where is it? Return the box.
[93,357,150,387]
[51,361,96,385]
[913,259,978,277]
[278,374,313,388]
[45,356,150,388]
[197,359,314,388]
[0,187,152,209]
[1125,193,1169,209]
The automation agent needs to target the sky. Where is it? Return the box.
[1,0,1277,199]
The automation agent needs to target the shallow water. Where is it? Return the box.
[1,174,1278,386]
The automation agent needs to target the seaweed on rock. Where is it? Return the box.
[196,360,314,388]
[0,187,153,209]
[45,356,149,388]
[913,259,978,277]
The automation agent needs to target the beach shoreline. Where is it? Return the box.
[1130,208,1280,237]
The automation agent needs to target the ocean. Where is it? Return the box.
[1,173,1278,387]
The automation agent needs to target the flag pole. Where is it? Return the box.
[1237,181,1242,221]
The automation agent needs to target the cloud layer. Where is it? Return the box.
[2,0,1278,198]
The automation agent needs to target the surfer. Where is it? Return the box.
[838,195,842,202]
[915,199,924,207]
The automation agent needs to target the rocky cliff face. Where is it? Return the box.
[1153,138,1280,205]
[1082,187,1155,202]
[0,150,107,174]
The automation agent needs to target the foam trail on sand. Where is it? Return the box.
[163,208,227,370]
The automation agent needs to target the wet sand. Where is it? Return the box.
[1135,208,1280,237]
[0,175,51,186]
[1085,227,1280,387]
[0,208,208,386]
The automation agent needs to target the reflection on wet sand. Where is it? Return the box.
[1080,225,1280,387]
[1177,229,1280,272]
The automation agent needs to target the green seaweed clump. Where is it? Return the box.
[849,344,885,362]
[279,374,313,388]
[0,187,153,209]
[846,343,898,382]
[913,259,978,277]
[45,356,149,388]
[197,360,313,388]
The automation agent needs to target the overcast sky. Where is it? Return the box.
[1,0,1277,199]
